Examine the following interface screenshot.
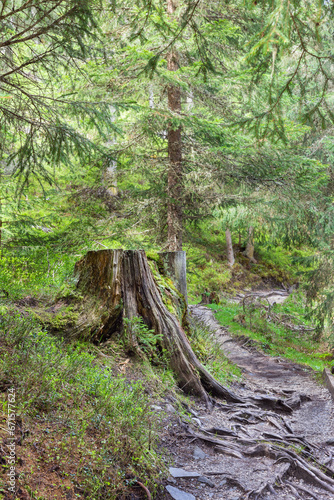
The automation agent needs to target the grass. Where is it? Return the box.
[0,248,79,301]
[208,292,334,373]
[0,236,328,498]
[184,229,307,303]
[188,317,242,384]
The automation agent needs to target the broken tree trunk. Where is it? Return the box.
[71,249,242,404]
[159,251,188,304]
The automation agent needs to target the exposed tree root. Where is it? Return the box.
[186,305,333,499]
[184,398,334,499]
[285,480,318,499]
[135,481,152,500]
[285,482,303,499]
[244,480,277,500]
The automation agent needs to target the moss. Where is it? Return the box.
[32,305,79,331]
[187,244,303,303]
[146,251,161,263]
[147,260,188,325]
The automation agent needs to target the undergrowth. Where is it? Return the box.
[185,234,305,303]
[0,248,79,301]
[0,311,167,499]
[188,318,242,384]
[209,292,334,372]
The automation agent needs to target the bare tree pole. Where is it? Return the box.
[167,0,183,251]
[225,227,235,267]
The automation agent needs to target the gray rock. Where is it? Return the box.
[166,404,177,413]
[169,467,200,478]
[166,486,196,500]
[151,405,162,411]
[193,446,207,460]
[197,476,215,487]
[218,479,226,486]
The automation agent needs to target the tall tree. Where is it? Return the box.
[167,0,183,251]
[106,0,328,250]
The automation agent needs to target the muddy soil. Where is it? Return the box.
[162,305,334,500]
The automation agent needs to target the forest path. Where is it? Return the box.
[229,289,291,306]
[163,305,334,500]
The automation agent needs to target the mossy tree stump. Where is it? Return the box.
[72,249,242,404]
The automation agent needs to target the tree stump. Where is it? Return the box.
[71,249,242,404]
[159,251,188,303]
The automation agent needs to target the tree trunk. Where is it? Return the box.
[245,226,257,263]
[159,251,188,303]
[225,228,235,267]
[167,0,183,251]
[104,105,117,196]
[71,249,243,404]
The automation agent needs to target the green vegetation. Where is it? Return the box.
[0,311,167,498]
[208,292,334,373]
[188,318,242,384]
[1,0,334,498]
[185,225,305,303]
[0,251,240,498]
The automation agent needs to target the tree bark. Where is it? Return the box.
[159,251,188,303]
[167,0,183,251]
[71,249,243,404]
[245,226,257,263]
[104,105,118,196]
[225,228,234,267]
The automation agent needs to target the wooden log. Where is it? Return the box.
[323,368,334,401]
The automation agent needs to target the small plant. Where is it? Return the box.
[123,316,163,361]
[210,295,332,372]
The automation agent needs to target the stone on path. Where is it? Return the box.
[166,404,177,413]
[169,467,200,478]
[166,485,196,500]
[197,475,215,487]
[193,446,207,460]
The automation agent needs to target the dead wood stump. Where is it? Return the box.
[71,249,242,404]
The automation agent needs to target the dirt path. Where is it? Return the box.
[163,305,334,500]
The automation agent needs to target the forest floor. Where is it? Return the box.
[160,303,334,500]
[1,242,333,500]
